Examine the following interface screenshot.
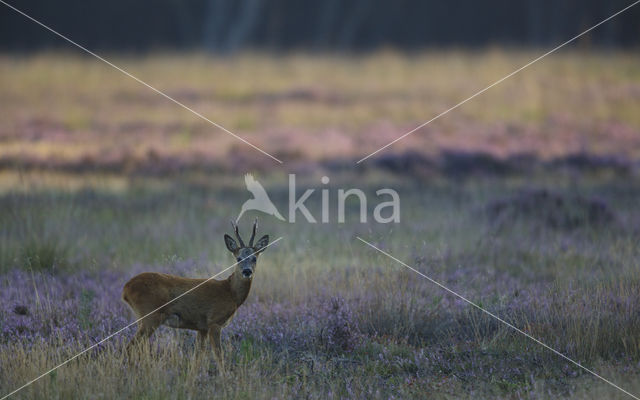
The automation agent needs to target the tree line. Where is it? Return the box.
[1,0,639,52]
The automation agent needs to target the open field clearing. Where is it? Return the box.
[1,52,640,171]
[1,52,640,399]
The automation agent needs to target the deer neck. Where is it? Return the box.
[229,271,252,306]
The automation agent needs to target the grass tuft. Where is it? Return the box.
[20,237,69,272]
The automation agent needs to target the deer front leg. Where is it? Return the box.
[208,325,224,373]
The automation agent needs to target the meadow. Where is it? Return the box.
[1,52,640,399]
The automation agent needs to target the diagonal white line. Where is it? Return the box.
[356,0,640,164]
[0,237,283,400]
[0,0,283,164]
[356,236,639,400]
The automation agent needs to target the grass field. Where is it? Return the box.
[1,51,640,399]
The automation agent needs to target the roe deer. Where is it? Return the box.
[122,218,269,369]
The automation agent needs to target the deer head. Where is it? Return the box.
[224,218,269,279]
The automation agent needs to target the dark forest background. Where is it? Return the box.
[2,0,639,52]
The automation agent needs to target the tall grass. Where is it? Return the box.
[1,171,640,398]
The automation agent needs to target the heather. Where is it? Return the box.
[1,52,640,399]
[1,173,640,398]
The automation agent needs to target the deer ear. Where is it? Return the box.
[254,235,269,253]
[224,234,238,252]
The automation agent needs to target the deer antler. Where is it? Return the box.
[230,220,245,247]
[248,218,258,246]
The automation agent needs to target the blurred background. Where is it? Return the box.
[1,0,639,173]
[2,0,640,51]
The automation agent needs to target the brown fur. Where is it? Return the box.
[121,219,269,370]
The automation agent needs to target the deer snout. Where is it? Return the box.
[242,267,253,278]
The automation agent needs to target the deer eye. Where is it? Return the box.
[237,257,242,262]
[251,257,256,262]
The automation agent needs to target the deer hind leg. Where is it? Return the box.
[126,312,166,355]
[208,325,224,373]
[196,330,208,350]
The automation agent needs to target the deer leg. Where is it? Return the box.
[208,325,224,373]
[196,330,208,350]
[126,313,165,355]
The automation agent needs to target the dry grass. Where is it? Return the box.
[1,51,640,399]
[1,171,640,398]
[1,51,639,172]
